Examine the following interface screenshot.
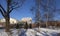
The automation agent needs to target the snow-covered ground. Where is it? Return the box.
[0,28,60,36]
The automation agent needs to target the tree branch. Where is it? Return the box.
[0,9,5,17]
[9,0,25,14]
[0,4,6,13]
[56,9,60,11]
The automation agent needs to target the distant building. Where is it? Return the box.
[21,17,32,24]
[0,18,19,27]
[0,18,18,24]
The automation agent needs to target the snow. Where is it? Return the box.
[0,28,60,36]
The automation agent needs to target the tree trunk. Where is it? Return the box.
[5,14,10,32]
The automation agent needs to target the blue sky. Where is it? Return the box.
[0,0,35,20]
[0,0,60,21]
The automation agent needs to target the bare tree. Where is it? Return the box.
[31,0,41,31]
[41,0,56,28]
[30,0,44,32]
[0,0,25,33]
[31,0,56,28]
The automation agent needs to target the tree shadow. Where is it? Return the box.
[34,29,49,36]
[50,32,59,36]
[18,29,27,36]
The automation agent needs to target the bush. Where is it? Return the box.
[29,24,32,29]
[24,22,28,29]
[16,24,19,29]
